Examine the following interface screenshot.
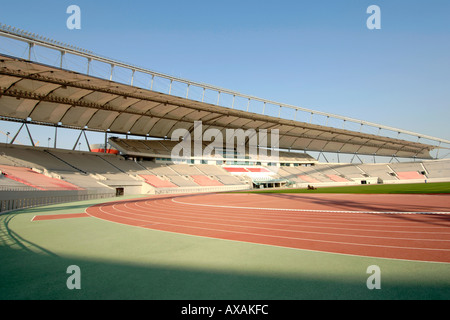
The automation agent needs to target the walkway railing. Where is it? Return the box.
[0,190,115,214]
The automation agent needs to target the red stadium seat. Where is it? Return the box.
[0,165,83,191]
[191,175,223,186]
[139,175,178,188]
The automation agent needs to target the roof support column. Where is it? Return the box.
[131,70,135,86]
[168,79,172,94]
[54,124,58,148]
[24,123,35,147]
[356,154,364,164]
[83,130,91,152]
[28,42,34,61]
[150,75,154,90]
[73,129,83,151]
[87,58,92,75]
[60,51,65,68]
[435,141,442,159]
[9,121,35,147]
[389,155,400,163]
[9,123,24,145]
[110,64,114,81]
[104,129,109,153]
[318,151,329,163]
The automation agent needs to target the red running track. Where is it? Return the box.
[85,193,450,263]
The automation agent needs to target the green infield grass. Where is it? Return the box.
[237,182,450,194]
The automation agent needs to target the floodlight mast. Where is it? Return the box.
[0,23,449,152]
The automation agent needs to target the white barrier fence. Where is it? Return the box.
[154,184,252,195]
[0,190,115,214]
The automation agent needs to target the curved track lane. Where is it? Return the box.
[86,193,450,263]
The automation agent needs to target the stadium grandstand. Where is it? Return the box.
[0,24,449,213]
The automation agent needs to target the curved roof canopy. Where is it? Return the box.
[0,54,437,159]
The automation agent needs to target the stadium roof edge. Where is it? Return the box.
[0,54,440,159]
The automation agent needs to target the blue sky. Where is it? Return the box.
[0,0,449,154]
